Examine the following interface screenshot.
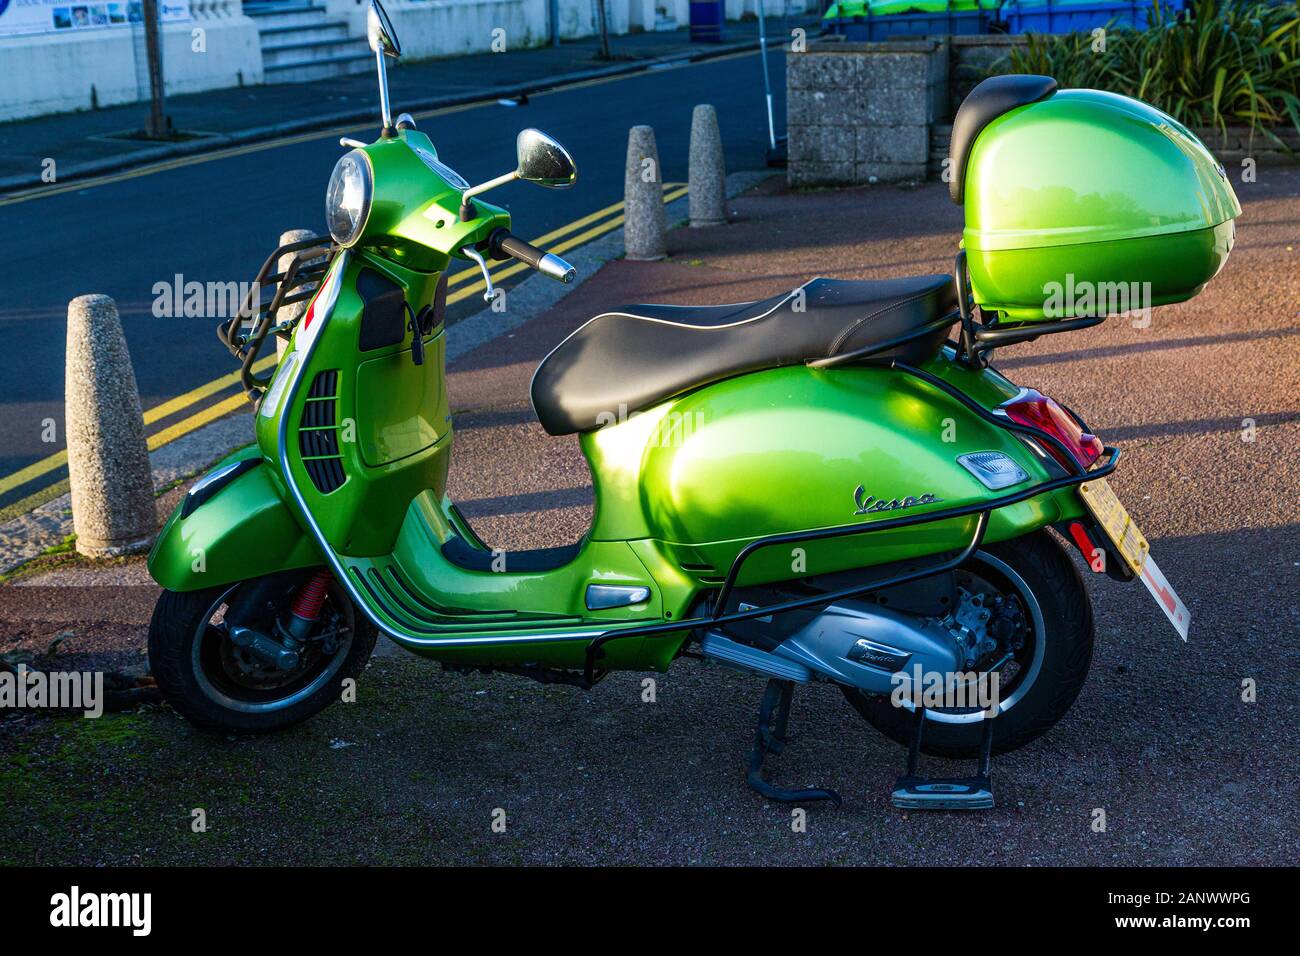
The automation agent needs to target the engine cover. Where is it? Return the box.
[703,599,961,695]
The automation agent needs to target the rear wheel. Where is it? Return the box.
[842,530,1093,758]
[149,571,377,734]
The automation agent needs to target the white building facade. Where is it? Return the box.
[0,0,805,122]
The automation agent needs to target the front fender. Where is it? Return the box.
[147,449,322,591]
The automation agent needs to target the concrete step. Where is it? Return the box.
[263,35,369,69]
[257,16,351,37]
[263,53,374,85]
[245,4,333,31]
[258,20,351,43]
[244,1,324,13]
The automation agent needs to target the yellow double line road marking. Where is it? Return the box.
[0,102,485,209]
[0,182,690,512]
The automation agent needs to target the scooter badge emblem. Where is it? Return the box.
[853,486,943,516]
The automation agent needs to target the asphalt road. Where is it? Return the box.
[2,170,1296,865]
[0,49,785,502]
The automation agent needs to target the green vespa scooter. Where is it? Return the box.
[146,2,1238,809]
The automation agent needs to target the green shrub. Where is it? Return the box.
[997,0,1300,146]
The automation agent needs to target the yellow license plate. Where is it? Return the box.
[1078,477,1149,576]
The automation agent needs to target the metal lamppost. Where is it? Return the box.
[757,0,787,166]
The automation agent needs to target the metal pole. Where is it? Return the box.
[550,0,560,46]
[757,0,776,151]
[142,0,168,139]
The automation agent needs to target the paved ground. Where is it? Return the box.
[1,170,1297,866]
[0,45,792,512]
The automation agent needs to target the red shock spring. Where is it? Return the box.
[290,569,333,621]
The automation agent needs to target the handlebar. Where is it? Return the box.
[488,229,576,284]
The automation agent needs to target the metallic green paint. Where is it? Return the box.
[583,355,1081,593]
[348,130,510,271]
[259,251,452,558]
[147,446,323,591]
[964,89,1241,321]
[355,333,450,466]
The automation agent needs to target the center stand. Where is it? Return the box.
[745,679,842,807]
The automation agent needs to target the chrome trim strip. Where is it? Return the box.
[180,457,259,519]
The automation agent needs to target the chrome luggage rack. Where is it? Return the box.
[217,234,336,402]
[949,249,1104,366]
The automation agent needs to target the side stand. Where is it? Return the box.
[745,679,841,807]
[891,707,995,810]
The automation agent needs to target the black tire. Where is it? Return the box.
[148,575,377,734]
[842,530,1093,759]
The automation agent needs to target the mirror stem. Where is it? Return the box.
[375,49,395,137]
[458,170,520,221]
[462,171,519,202]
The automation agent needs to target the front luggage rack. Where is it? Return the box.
[582,359,1121,685]
[217,234,335,401]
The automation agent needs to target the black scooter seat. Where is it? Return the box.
[530,274,957,436]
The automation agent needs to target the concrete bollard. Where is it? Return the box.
[65,294,156,557]
[276,228,321,359]
[623,125,667,261]
[689,104,726,228]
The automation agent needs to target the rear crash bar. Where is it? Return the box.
[582,448,1117,685]
[582,360,1120,685]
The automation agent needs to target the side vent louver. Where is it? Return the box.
[300,370,346,494]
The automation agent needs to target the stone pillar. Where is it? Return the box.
[689,104,726,227]
[65,295,156,557]
[623,125,667,261]
[787,39,949,187]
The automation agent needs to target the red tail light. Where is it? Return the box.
[1000,389,1104,470]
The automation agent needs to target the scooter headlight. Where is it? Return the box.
[325,150,372,246]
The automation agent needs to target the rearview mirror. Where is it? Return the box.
[367,0,401,58]
[458,129,577,220]
[516,129,577,188]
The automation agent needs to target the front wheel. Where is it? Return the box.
[148,571,377,734]
[842,530,1094,759]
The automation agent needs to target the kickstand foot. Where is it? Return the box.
[745,679,841,807]
[891,707,995,810]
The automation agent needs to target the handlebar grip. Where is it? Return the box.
[488,229,576,284]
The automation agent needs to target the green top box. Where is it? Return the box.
[956,80,1241,322]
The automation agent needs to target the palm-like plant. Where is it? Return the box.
[999,0,1300,148]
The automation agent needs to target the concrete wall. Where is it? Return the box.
[948,34,1021,107]
[787,39,947,187]
[931,121,1300,178]
[0,0,261,122]
[362,0,550,57]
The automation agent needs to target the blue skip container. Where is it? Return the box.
[999,0,1186,34]
[821,0,1185,39]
